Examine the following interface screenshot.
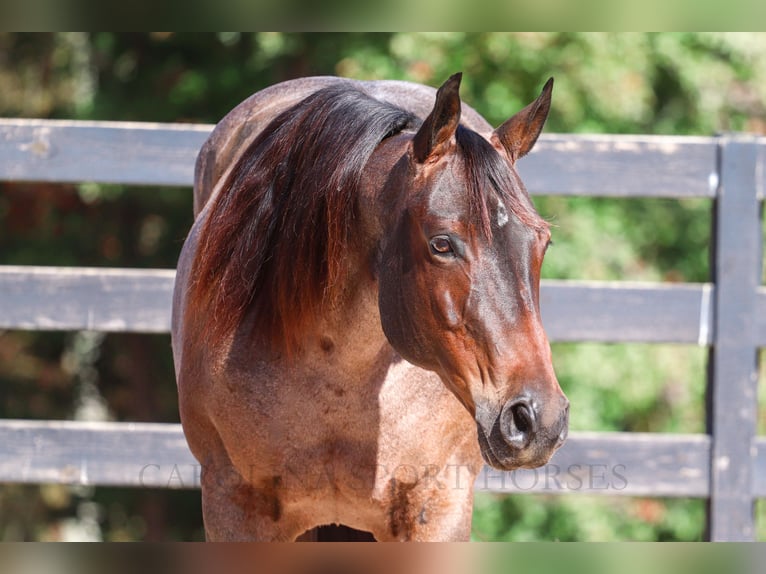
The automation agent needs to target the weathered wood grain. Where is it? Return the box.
[479,432,711,497]
[706,137,761,541]
[0,420,198,488]
[0,266,175,333]
[1,121,719,198]
[0,267,713,344]
[541,280,713,345]
[520,134,718,198]
[0,119,211,187]
[0,420,711,496]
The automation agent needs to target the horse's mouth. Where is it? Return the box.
[477,430,500,468]
[476,422,518,471]
[476,420,560,472]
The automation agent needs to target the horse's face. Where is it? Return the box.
[378,74,568,471]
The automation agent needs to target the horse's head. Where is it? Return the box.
[378,74,568,471]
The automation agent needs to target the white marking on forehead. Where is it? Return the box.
[496,203,509,228]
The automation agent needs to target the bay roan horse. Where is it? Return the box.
[172,73,569,541]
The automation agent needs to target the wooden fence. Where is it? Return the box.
[0,118,764,541]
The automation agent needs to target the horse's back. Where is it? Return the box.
[193,76,493,215]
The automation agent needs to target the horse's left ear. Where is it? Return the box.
[413,72,462,163]
[493,77,553,162]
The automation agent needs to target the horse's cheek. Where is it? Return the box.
[378,274,410,353]
[378,269,431,368]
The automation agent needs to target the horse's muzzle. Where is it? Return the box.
[477,394,569,471]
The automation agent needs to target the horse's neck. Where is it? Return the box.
[308,264,395,376]
[227,252,393,380]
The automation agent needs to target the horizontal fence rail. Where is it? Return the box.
[522,135,720,198]
[0,420,197,488]
[0,419,716,497]
[0,119,211,187]
[0,266,175,333]
[0,266,720,344]
[1,119,765,541]
[8,418,766,499]
[0,119,731,198]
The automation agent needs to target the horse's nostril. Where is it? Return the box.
[511,403,533,434]
[500,398,538,449]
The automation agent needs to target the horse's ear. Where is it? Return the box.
[412,72,462,163]
[493,77,553,163]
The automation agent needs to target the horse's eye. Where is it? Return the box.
[430,236,454,255]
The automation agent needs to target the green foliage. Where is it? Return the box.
[536,197,711,283]
[472,494,706,541]
[1,32,765,541]
[552,343,707,435]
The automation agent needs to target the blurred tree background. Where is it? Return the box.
[1,32,766,541]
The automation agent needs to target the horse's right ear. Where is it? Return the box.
[412,73,462,163]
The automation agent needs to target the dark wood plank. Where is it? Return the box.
[0,420,711,496]
[0,267,712,345]
[0,420,198,488]
[0,121,719,198]
[520,134,719,198]
[0,266,175,333]
[478,432,711,497]
[706,137,761,541]
[541,280,713,344]
[0,119,211,187]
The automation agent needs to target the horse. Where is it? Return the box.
[171,73,569,541]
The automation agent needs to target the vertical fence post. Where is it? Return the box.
[707,136,762,541]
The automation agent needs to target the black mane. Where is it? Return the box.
[190,85,418,350]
